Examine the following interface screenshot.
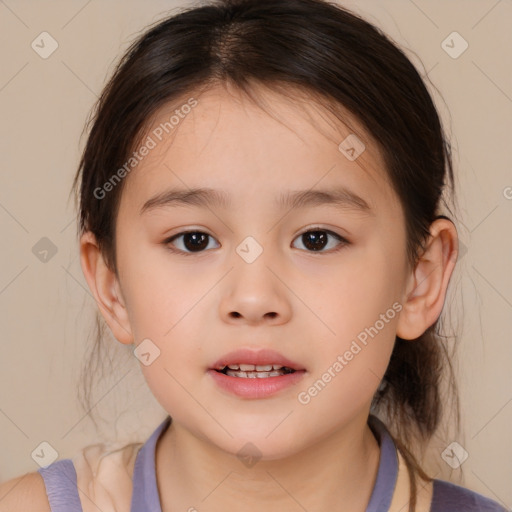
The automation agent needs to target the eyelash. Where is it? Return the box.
[162,227,350,256]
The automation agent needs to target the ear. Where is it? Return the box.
[396,218,459,340]
[79,231,134,345]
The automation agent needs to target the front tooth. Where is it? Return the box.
[239,364,256,371]
[255,364,273,371]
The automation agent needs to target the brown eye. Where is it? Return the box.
[292,229,348,253]
[165,231,219,254]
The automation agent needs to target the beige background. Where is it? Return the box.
[0,0,511,508]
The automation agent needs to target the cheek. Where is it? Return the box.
[135,321,208,423]
[294,311,397,439]
[296,238,403,406]
[117,245,210,340]
[308,240,405,347]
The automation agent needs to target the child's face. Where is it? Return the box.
[113,85,411,457]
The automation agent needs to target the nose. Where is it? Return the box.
[218,251,292,326]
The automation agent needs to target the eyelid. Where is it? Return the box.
[163,228,220,256]
[293,224,351,244]
[296,224,349,240]
[163,226,216,243]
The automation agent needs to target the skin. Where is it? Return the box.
[80,83,458,511]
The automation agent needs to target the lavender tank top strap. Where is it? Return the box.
[365,414,399,512]
[37,459,83,511]
[130,415,171,512]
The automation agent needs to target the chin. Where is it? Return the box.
[221,427,306,462]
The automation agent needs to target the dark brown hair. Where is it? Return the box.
[72,1,460,508]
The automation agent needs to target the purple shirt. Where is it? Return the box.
[37,414,508,511]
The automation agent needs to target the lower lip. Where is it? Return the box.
[207,369,306,399]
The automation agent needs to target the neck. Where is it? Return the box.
[155,412,381,512]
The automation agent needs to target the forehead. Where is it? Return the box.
[120,84,400,217]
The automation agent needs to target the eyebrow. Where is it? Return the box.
[140,186,373,216]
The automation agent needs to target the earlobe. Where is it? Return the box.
[396,219,459,340]
[79,231,134,345]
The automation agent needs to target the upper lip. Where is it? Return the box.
[210,348,305,371]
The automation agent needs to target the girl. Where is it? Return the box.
[0,0,507,510]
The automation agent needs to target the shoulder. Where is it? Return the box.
[431,478,509,512]
[0,471,51,511]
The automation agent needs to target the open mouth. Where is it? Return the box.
[209,356,305,398]
[216,364,296,378]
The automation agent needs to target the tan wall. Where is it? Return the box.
[0,0,510,508]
